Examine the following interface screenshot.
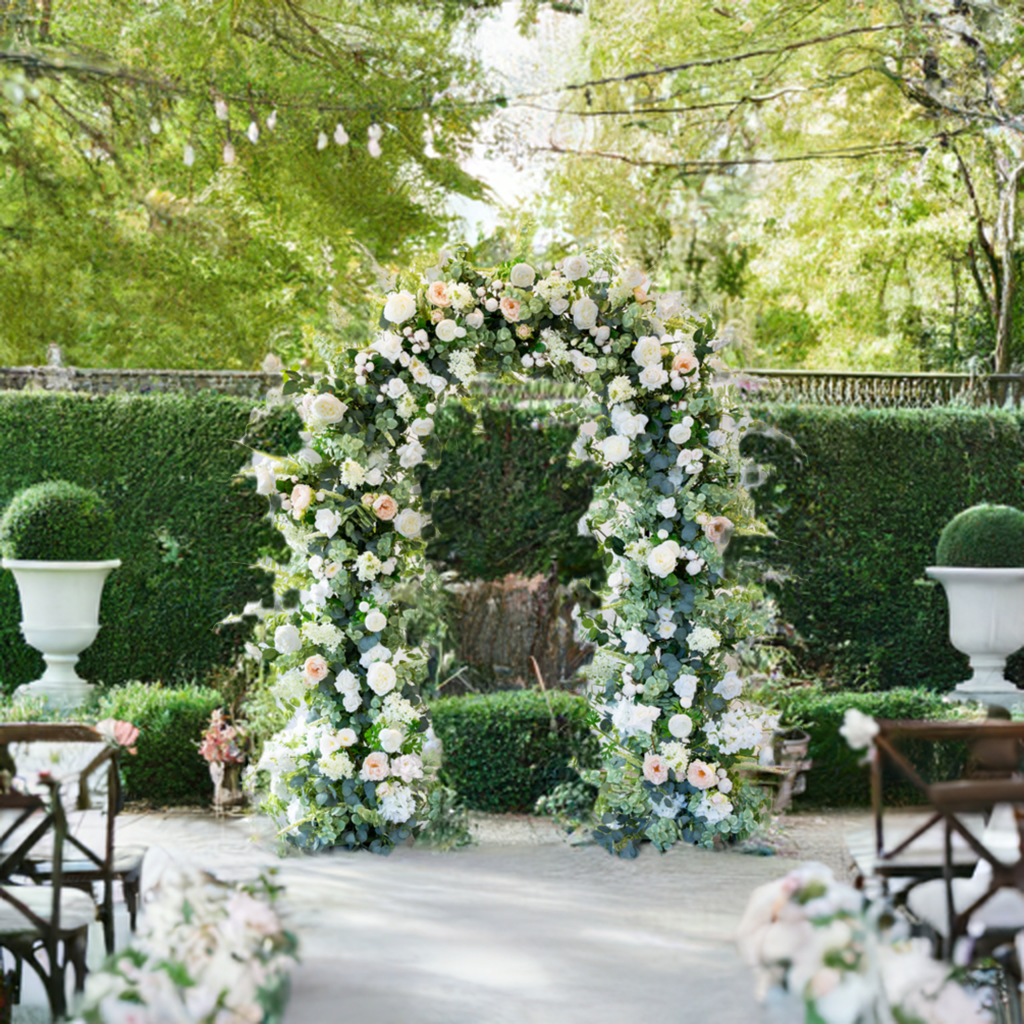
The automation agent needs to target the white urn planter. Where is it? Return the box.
[3,558,121,709]
[925,566,1024,709]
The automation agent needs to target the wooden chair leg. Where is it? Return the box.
[101,879,115,955]
[69,928,89,992]
[123,875,140,933]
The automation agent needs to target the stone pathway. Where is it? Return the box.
[15,808,871,1022]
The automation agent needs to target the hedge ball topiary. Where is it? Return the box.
[935,503,1024,568]
[0,480,115,561]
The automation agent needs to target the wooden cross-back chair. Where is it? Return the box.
[0,774,94,1020]
[872,719,1024,954]
[0,723,145,955]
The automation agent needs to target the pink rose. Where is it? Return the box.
[95,718,139,755]
[704,516,734,544]
[291,484,313,513]
[304,655,329,683]
[430,309,444,324]
[373,495,398,521]
[499,297,521,322]
[643,752,669,785]
[426,281,451,308]
[687,760,717,790]
[672,352,698,375]
[360,751,390,782]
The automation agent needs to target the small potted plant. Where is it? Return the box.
[198,709,248,812]
[0,480,120,709]
[926,503,1024,708]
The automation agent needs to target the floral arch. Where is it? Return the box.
[254,244,775,857]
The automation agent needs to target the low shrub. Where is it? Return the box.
[935,503,1024,567]
[96,682,222,806]
[773,686,982,808]
[428,690,599,813]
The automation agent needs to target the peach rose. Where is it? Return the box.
[499,297,521,322]
[633,286,649,303]
[291,484,313,513]
[360,751,390,782]
[426,281,451,307]
[304,655,329,682]
[373,495,398,520]
[687,760,717,789]
[430,308,444,323]
[672,352,699,375]
[642,752,669,785]
[704,516,734,544]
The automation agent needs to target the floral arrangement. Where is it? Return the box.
[94,718,140,756]
[198,709,247,766]
[253,243,773,855]
[70,870,297,1024]
[738,863,994,1024]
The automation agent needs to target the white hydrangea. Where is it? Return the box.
[317,750,354,781]
[271,668,308,703]
[447,349,477,385]
[688,626,721,656]
[340,459,365,487]
[355,551,382,581]
[539,328,569,364]
[608,376,636,405]
[704,704,772,756]
[300,621,344,652]
[381,693,419,727]
[376,781,417,823]
[694,789,733,825]
[660,741,690,774]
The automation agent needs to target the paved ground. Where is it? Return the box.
[15,808,871,1023]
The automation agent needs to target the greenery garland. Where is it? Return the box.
[254,243,774,856]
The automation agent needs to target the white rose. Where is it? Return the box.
[510,263,536,288]
[466,310,484,329]
[574,355,597,374]
[372,332,403,363]
[622,627,651,655]
[394,508,424,540]
[338,728,357,746]
[428,374,447,395]
[549,297,569,315]
[563,254,589,280]
[674,673,699,706]
[668,714,693,740]
[638,364,669,390]
[410,358,431,384]
[410,417,434,437]
[365,468,383,486]
[384,377,408,399]
[611,407,649,439]
[397,439,425,468]
[311,393,347,423]
[365,609,387,632]
[383,290,417,325]
[599,435,631,464]
[713,672,743,700]
[435,319,458,342]
[708,429,729,447]
[379,728,404,754]
[657,496,677,518]
[334,669,359,693]
[621,265,644,289]
[367,662,397,696]
[571,297,599,331]
[314,508,342,538]
[632,336,663,367]
[254,463,277,496]
[647,540,680,578]
[273,624,301,654]
[669,422,692,444]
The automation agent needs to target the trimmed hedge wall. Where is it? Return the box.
[775,686,979,808]
[429,690,599,812]
[744,406,1024,690]
[0,392,291,692]
[97,682,222,806]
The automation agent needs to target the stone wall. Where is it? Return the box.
[0,366,280,399]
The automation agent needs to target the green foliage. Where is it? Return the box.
[533,777,599,830]
[417,786,475,851]
[0,480,114,561]
[95,682,223,806]
[419,405,605,584]
[936,503,1024,568]
[428,690,599,813]
[774,686,978,808]
[0,391,278,692]
[0,0,498,370]
[744,405,1024,689]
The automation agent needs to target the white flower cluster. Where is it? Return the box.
[70,869,296,1024]
[687,626,721,656]
[703,703,777,756]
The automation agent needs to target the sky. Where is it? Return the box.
[449,2,585,241]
